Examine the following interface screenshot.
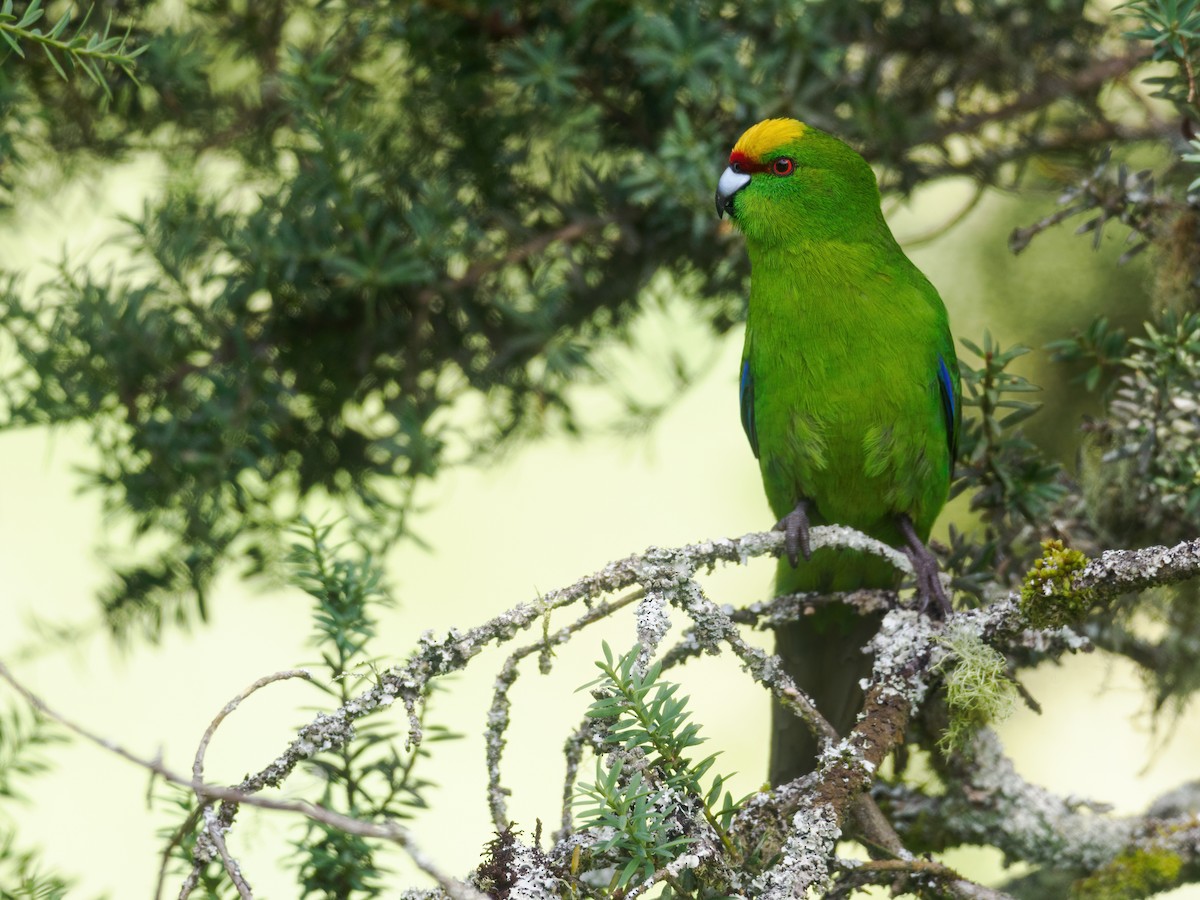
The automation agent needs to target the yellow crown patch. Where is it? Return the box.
[731,118,806,161]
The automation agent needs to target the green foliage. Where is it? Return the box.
[1122,0,1200,114]
[577,763,695,891]
[0,707,61,803]
[575,643,739,892]
[956,334,1065,524]
[933,625,1019,753]
[1183,137,1200,191]
[1048,316,1131,394]
[1020,539,1094,628]
[297,825,385,900]
[290,519,391,677]
[1007,146,1200,329]
[286,521,450,898]
[1052,311,1200,711]
[0,828,72,899]
[150,522,452,897]
[0,0,143,98]
[0,708,69,898]
[1097,312,1200,540]
[1071,845,1183,899]
[0,0,143,206]
[1119,0,1200,228]
[1059,311,1200,554]
[946,334,1067,594]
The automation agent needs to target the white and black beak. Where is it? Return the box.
[715,166,751,218]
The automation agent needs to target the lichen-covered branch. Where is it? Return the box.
[885,727,1200,884]
[733,610,938,896]
[218,526,901,824]
[830,857,1017,900]
[898,728,1140,869]
[9,526,1200,897]
[1074,537,1200,600]
[486,589,644,831]
[0,658,483,900]
[201,527,1200,897]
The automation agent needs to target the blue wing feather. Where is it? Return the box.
[740,359,759,458]
[937,354,958,465]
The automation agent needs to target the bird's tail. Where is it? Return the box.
[768,602,886,785]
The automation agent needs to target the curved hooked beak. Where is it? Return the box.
[715,166,751,218]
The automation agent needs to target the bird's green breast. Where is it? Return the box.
[743,239,953,591]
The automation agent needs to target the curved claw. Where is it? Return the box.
[774,500,812,567]
[897,514,952,618]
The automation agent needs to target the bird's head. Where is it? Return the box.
[716,118,884,247]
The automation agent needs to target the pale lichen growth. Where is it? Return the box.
[635,591,671,671]
[867,608,940,709]
[816,737,876,782]
[486,838,563,900]
[809,525,913,576]
[751,802,840,898]
[1073,536,1200,600]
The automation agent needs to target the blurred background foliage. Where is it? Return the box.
[2,0,1184,640]
[7,0,1200,891]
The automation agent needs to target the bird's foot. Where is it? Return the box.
[774,499,812,567]
[897,514,951,618]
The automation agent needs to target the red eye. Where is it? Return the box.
[772,157,795,176]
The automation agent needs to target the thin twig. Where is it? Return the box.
[183,669,310,899]
[0,658,485,900]
[195,669,313,782]
[486,589,643,830]
[160,670,314,899]
[198,812,252,900]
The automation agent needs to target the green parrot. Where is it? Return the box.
[715,118,960,783]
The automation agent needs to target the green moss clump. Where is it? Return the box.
[1020,539,1094,628]
[934,625,1018,752]
[1072,846,1183,899]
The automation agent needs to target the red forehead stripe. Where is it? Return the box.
[729,150,768,173]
